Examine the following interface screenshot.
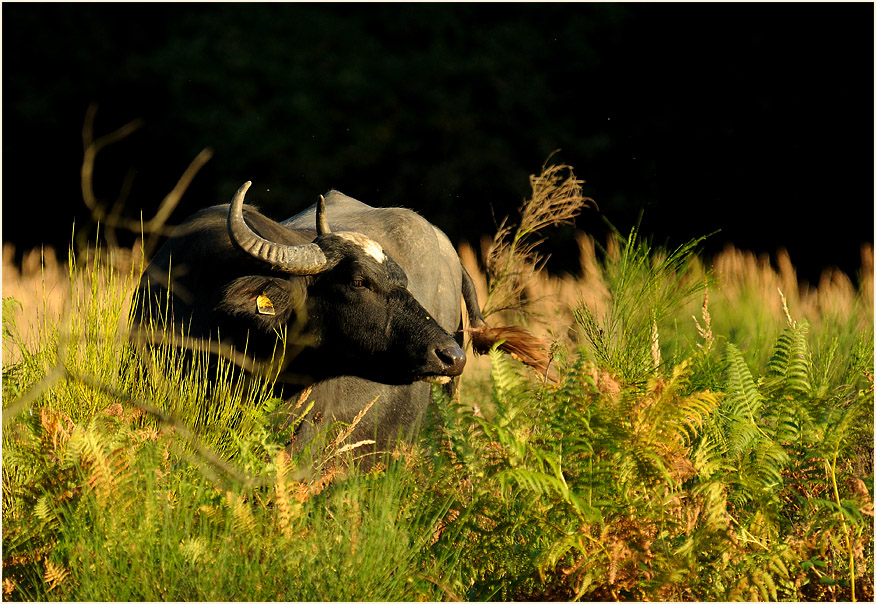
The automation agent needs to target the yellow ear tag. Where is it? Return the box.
[256,294,276,316]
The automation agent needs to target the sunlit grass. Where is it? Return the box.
[2,193,872,601]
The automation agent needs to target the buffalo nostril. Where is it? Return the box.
[435,344,466,376]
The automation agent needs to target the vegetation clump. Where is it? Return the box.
[2,164,872,601]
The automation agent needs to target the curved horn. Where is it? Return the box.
[316,195,332,236]
[227,181,329,275]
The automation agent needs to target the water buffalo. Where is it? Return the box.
[133,182,546,467]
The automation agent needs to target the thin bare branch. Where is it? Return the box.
[79,104,210,254]
[80,104,144,218]
[143,146,213,257]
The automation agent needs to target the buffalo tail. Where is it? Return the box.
[461,266,556,382]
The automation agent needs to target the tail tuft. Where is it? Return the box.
[467,323,556,381]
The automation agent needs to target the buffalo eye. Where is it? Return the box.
[351,278,370,290]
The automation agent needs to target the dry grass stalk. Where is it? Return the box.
[330,395,378,451]
[778,287,794,326]
[3,244,68,365]
[334,438,378,456]
[713,244,872,331]
[861,244,874,307]
[457,162,597,380]
[482,162,596,319]
[650,320,661,371]
[693,284,714,351]
[291,384,314,412]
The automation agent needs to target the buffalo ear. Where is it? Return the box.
[216,276,307,331]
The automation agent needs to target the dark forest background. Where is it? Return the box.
[3,3,874,284]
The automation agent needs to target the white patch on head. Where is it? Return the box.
[337,232,386,263]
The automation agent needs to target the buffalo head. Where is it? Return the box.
[134,182,466,386]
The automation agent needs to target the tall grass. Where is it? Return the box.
[2,236,458,601]
[2,163,872,601]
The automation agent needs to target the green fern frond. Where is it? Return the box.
[762,403,804,444]
[640,360,722,447]
[623,444,676,487]
[539,532,588,580]
[689,432,732,480]
[766,321,812,397]
[693,479,732,532]
[752,440,789,490]
[727,545,796,601]
[676,390,723,442]
[724,420,763,461]
[489,345,527,416]
[494,467,566,498]
[33,494,61,531]
[724,344,765,422]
